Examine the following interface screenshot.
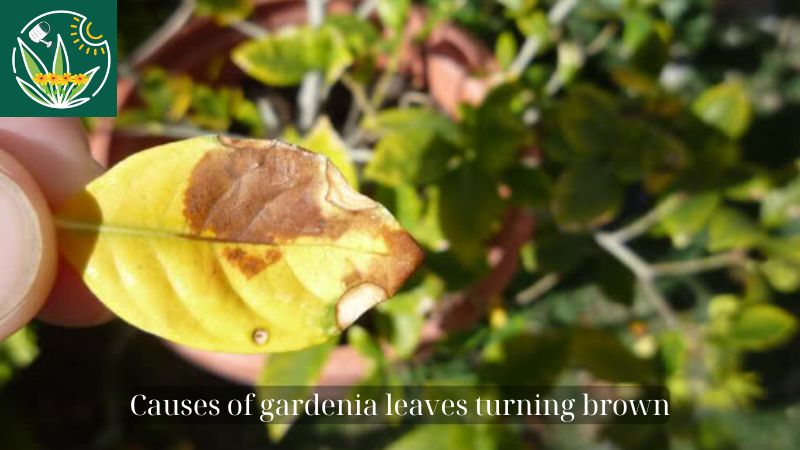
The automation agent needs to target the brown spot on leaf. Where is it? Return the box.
[184,137,330,243]
[223,247,267,279]
[264,248,282,266]
[185,136,424,295]
[342,229,425,295]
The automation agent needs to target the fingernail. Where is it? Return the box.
[0,171,42,323]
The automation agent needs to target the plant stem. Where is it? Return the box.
[595,231,677,328]
[349,148,374,164]
[516,273,561,305]
[595,232,654,280]
[370,54,400,110]
[341,73,376,119]
[639,280,679,328]
[651,251,746,277]
[507,36,541,79]
[610,194,686,243]
[341,73,375,144]
[548,0,579,25]
[256,97,281,136]
[297,0,327,131]
[129,0,197,67]
[229,20,269,39]
[586,23,619,56]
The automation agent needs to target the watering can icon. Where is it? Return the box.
[28,22,52,48]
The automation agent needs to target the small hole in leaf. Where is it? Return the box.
[252,328,269,345]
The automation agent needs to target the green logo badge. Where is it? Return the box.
[4,2,117,116]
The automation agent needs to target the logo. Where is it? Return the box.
[3,2,117,116]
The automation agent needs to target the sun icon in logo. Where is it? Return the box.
[69,15,108,57]
[12,10,112,109]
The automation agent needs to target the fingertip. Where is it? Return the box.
[0,149,57,340]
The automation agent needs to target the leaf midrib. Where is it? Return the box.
[55,218,389,256]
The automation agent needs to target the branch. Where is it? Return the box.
[595,232,678,328]
[610,195,685,243]
[595,232,654,280]
[297,0,327,131]
[516,273,561,305]
[651,251,746,277]
[506,36,541,79]
[229,20,269,39]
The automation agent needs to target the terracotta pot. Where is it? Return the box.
[91,0,497,385]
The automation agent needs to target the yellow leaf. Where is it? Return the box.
[289,116,359,188]
[56,136,423,353]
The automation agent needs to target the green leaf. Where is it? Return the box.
[347,325,384,380]
[378,276,444,358]
[622,10,655,56]
[480,330,570,385]
[294,116,358,188]
[377,0,410,32]
[393,185,447,250]
[196,0,253,25]
[387,424,527,450]
[516,10,550,43]
[692,81,752,139]
[135,68,193,122]
[364,108,461,186]
[231,90,265,137]
[503,165,552,208]
[594,252,636,306]
[467,83,532,174]
[497,0,537,15]
[495,31,518,71]
[658,330,687,377]
[363,107,462,142]
[257,339,336,441]
[660,193,721,248]
[233,26,353,86]
[546,85,619,163]
[324,15,379,58]
[552,164,623,230]
[731,304,797,350]
[0,327,38,386]
[571,329,656,383]
[610,119,688,182]
[189,84,234,131]
[707,208,764,252]
[439,164,505,263]
[760,258,800,293]
[761,175,800,227]
[535,233,596,274]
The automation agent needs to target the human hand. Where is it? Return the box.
[0,118,113,340]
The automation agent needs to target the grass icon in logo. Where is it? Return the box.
[13,10,112,110]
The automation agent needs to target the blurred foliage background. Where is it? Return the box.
[4,0,800,449]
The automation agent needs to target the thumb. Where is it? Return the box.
[0,149,57,340]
